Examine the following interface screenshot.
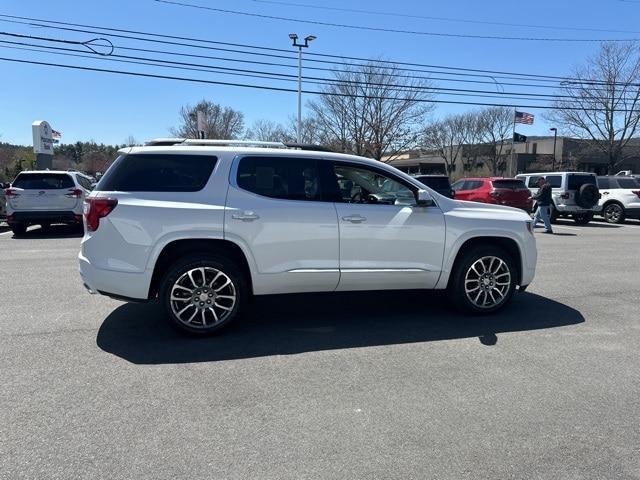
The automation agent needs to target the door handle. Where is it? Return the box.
[232,211,260,221]
[342,214,367,223]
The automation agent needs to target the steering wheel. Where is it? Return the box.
[350,191,363,203]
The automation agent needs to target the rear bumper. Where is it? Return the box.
[78,252,151,301]
[8,211,82,225]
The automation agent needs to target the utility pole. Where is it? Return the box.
[289,33,316,143]
[550,127,558,172]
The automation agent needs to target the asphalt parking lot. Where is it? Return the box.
[1,220,639,479]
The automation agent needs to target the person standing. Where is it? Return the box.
[531,177,553,234]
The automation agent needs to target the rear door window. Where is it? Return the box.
[237,156,322,201]
[465,180,484,190]
[12,173,74,190]
[492,179,527,189]
[616,178,639,189]
[567,174,596,190]
[545,175,562,188]
[597,177,611,189]
[98,154,217,192]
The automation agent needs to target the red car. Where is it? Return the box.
[451,177,533,211]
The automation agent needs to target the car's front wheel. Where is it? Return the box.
[573,212,594,224]
[448,245,517,314]
[159,254,246,335]
[10,223,27,236]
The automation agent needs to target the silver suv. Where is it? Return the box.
[516,172,600,224]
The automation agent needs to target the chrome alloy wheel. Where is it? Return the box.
[604,204,623,223]
[169,267,237,328]
[464,256,511,309]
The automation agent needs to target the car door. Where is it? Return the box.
[451,180,471,201]
[329,161,446,291]
[224,155,340,295]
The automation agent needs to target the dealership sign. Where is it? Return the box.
[32,120,54,155]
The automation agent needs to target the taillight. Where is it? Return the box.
[66,188,83,198]
[84,197,117,231]
[560,192,570,199]
[633,190,640,199]
[4,188,19,198]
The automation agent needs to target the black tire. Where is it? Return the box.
[573,212,594,225]
[10,223,27,236]
[448,245,517,314]
[602,202,626,224]
[575,183,599,209]
[159,253,247,336]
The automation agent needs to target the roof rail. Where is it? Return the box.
[283,142,334,152]
[145,138,287,149]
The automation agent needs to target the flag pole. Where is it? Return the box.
[510,107,517,176]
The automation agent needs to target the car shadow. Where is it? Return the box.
[96,291,585,365]
[10,224,83,239]
[554,219,621,229]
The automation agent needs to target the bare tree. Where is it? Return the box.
[171,99,244,139]
[245,119,289,142]
[422,114,470,174]
[124,135,139,147]
[477,106,513,175]
[548,42,640,173]
[308,61,434,160]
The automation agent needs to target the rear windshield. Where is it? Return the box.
[492,179,527,190]
[416,176,451,189]
[617,178,639,189]
[12,173,74,190]
[568,174,596,190]
[98,154,217,192]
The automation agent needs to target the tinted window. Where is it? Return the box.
[492,179,527,190]
[333,164,414,205]
[415,176,451,190]
[13,173,74,190]
[527,176,541,188]
[617,178,639,189]
[465,180,484,190]
[98,154,217,192]
[237,156,321,201]
[546,175,562,188]
[567,174,596,190]
[597,177,611,189]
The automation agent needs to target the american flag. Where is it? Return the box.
[52,129,62,138]
[514,111,534,125]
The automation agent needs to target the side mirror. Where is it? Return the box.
[416,189,434,207]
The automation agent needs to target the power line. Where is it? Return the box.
[247,0,640,35]
[3,39,628,104]
[0,55,631,111]
[154,0,640,43]
[0,30,114,55]
[1,13,630,87]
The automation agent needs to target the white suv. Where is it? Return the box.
[79,140,537,335]
[5,170,94,235]
[596,176,640,224]
[516,172,600,224]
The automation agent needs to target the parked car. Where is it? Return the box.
[595,176,640,224]
[79,139,537,335]
[413,175,455,198]
[4,170,94,235]
[0,182,8,219]
[450,177,532,211]
[515,172,600,224]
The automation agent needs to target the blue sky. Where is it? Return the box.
[1,0,639,146]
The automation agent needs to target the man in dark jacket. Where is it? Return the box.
[531,177,553,233]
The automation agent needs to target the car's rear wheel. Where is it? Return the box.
[573,212,593,225]
[603,203,625,224]
[159,254,246,335]
[10,223,27,236]
[448,245,517,314]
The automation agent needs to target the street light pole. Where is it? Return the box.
[550,127,558,171]
[289,33,316,143]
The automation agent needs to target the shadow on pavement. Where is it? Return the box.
[97,291,585,365]
[554,220,621,229]
[10,224,83,239]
